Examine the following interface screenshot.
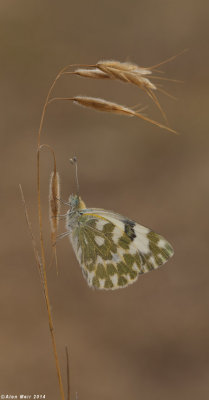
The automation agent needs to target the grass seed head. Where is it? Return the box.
[97,60,151,75]
[49,171,60,235]
[73,96,136,116]
[74,68,109,79]
[96,62,155,90]
[72,95,176,133]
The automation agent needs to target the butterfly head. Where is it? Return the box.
[68,194,86,211]
[68,156,86,211]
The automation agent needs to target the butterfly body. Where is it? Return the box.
[66,194,174,290]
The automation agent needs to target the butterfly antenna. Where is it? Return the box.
[70,156,80,196]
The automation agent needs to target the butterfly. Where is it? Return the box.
[61,158,174,290]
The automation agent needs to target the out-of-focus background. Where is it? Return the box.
[1,1,209,399]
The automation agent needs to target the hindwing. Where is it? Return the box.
[69,209,174,290]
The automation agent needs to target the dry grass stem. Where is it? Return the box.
[65,346,70,400]
[156,87,178,100]
[20,183,64,397]
[19,184,45,291]
[37,146,65,400]
[145,48,188,70]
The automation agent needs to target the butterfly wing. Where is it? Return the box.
[69,208,174,290]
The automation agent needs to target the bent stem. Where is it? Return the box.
[37,149,65,400]
[37,64,76,400]
[65,346,70,400]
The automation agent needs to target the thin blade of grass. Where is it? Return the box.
[65,346,70,400]
[146,49,188,70]
[19,184,45,292]
[145,86,168,124]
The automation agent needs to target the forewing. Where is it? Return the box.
[95,210,174,272]
[70,209,174,290]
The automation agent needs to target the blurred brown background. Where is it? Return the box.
[1,0,209,399]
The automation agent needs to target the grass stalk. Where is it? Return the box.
[36,65,73,400]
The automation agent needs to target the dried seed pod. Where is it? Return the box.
[95,59,173,122]
[99,66,157,90]
[72,95,176,133]
[74,68,109,79]
[49,170,60,273]
[73,96,136,116]
[97,60,151,75]
[124,72,156,90]
[97,65,130,82]
[49,171,60,238]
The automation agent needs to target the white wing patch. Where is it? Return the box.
[94,236,105,246]
[95,219,108,230]
[111,274,118,286]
